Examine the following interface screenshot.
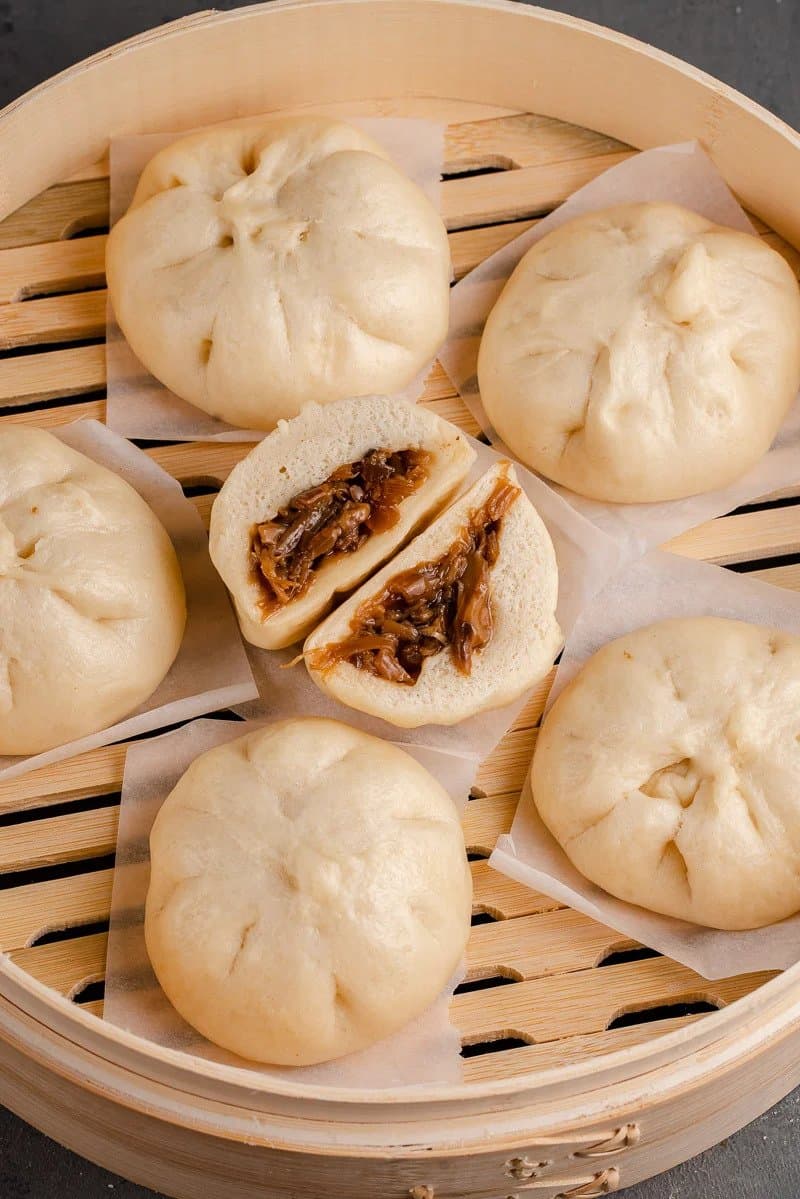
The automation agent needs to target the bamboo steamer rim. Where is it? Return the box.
[1,0,800,1121]
[2,947,799,1111]
[3,0,800,240]
[4,953,800,1150]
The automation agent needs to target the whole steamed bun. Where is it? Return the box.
[532,617,800,930]
[478,202,800,503]
[145,718,472,1065]
[0,427,185,754]
[106,115,452,430]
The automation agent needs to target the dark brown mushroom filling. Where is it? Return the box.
[251,448,432,616]
[308,474,520,683]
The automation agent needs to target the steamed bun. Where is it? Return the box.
[145,718,472,1065]
[478,202,800,502]
[532,617,800,930]
[106,115,452,430]
[0,427,185,754]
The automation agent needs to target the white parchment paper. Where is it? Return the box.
[104,716,477,1088]
[491,550,800,979]
[106,117,446,442]
[235,434,626,771]
[439,141,800,559]
[0,420,257,782]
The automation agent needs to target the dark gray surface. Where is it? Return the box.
[1,1,799,1196]
[0,0,799,118]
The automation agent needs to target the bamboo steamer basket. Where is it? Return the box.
[2,2,800,1195]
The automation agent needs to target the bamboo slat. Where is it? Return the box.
[441,151,634,229]
[0,397,106,430]
[669,505,800,565]
[0,806,119,875]
[462,794,519,856]
[62,1000,703,1083]
[470,859,561,920]
[0,234,106,302]
[6,928,771,1047]
[0,180,110,251]
[466,907,636,982]
[0,743,125,816]
[0,343,106,407]
[9,931,108,1000]
[0,117,629,250]
[474,726,537,798]
[0,870,114,953]
[63,110,624,185]
[0,290,106,349]
[452,958,772,1045]
[461,1014,702,1082]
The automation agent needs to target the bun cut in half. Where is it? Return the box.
[209,396,475,649]
[304,462,562,727]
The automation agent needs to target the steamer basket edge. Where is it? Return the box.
[2,2,800,1194]
[3,0,800,240]
[3,948,800,1145]
[3,948,799,1117]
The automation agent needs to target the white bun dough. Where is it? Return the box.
[478,202,800,503]
[106,115,452,430]
[305,462,562,727]
[0,427,185,754]
[145,718,472,1065]
[532,617,800,930]
[208,395,476,649]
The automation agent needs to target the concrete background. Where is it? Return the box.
[1,1,799,1195]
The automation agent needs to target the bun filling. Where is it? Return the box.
[307,475,520,683]
[250,448,431,615]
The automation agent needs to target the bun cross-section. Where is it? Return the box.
[250,446,432,616]
[209,396,476,649]
[307,470,519,684]
[304,461,562,726]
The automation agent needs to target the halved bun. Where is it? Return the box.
[304,462,562,727]
[208,396,475,649]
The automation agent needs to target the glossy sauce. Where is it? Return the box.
[308,475,520,682]
[251,448,432,616]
